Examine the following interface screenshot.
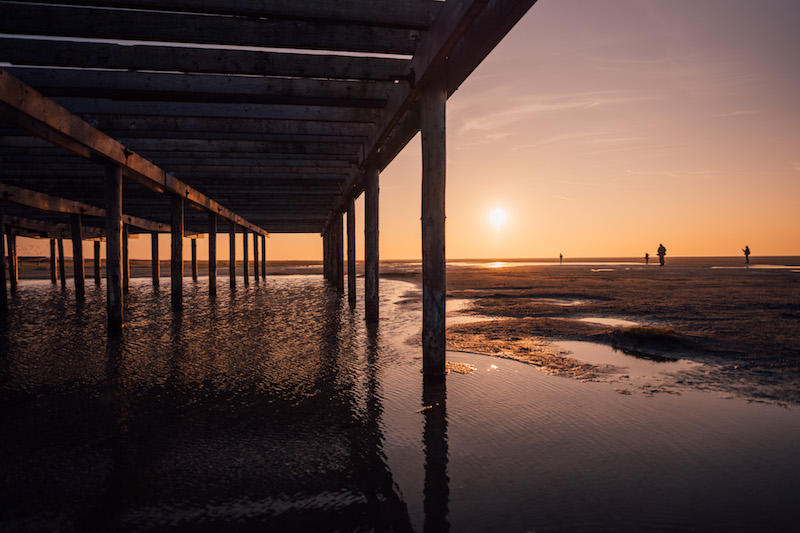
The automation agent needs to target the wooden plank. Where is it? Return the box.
[364,167,379,323]
[151,231,159,286]
[420,86,446,377]
[105,164,123,329]
[9,0,442,29]
[0,38,408,81]
[114,138,362,156]
[0,70,268,236]
[0,4,422,55]
[171,195,183,307]
[347,199,356,310]
[4,214,105,240]
[208,213,216,295]
[7,68,393,108]
[55,98,380,123]
[70,213,85,299]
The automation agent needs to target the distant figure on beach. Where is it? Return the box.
[657,244,666,267]
[743,245,750,264]
[559,253,563,265]
[645,252,649,265]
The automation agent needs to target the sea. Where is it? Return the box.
[2,260,799,532]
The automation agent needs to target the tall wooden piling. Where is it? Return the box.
[93,240,101,284]
[421,85,447,377]
[57,238,66,289]
[334,212,344,293]
[49,238,57,284]
[322,230,328,281]
[190,238,198,281]
[242,227,249,286]
[261,234,266,280]
[171,195,184,307]
[347,200,356,309]
[253,231,259,281]
[229,221,236,287]
[365,167,379,323]
[6,233,18,292]
[208,213,217,295]
[0,206,6,312]
[70,213,85,299]
[151,231,159,286]
[122,225,129,293]
[105,164,123,330]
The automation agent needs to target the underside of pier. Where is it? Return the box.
[0,0,538,369]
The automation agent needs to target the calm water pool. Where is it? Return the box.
[2,275,799,532]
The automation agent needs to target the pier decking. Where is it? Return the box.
[0,0,538,374]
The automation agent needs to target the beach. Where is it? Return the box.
[2,258,799,531]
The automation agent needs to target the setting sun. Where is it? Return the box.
[489,207,508,231]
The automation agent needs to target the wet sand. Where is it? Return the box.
[437,260,800,405]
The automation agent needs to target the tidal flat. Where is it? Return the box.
[1,259,799,531]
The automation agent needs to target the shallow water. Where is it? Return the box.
[2,275,799,532]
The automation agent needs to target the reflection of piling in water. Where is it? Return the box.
[423,376,449,533]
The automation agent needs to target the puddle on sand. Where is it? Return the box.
[447,298,498,326]
[578,317,639,328]
[558,340,701,393]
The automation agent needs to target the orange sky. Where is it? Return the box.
[14,0,800,261]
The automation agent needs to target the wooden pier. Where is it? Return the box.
[0,0,538,376]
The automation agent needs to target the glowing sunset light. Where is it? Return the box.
[489,208,508,231]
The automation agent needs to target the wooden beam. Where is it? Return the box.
[122,225,129,292]
[3,214,105,240]
[347,199,356,310]
[0,70,268,236]
[191,237,198,282]
[0,37,408,81]
[0,3,422,55]
[229,221,236,288]
[242,225,249,286]
[71,213,85,300]
[253,231,259,281]
[171,195,183,307]
[0,183,171,233]
[261,234,266,280]
[0,205,6,312]
[93,240,100,284]
[57,238,66,289]
[421,85,447,377]
[208,213,216,295]
[105,164,123,330]
[8,0,442,29]
[49,238,57,284]
[364,167,379,323]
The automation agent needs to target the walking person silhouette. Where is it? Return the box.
[743,245,750,264]
[657,243,666,267]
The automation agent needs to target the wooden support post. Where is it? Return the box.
[105,164,123,330]
[151,232,159,286]
[0,205,6,312]
[261,234,266,280]
[171,195,183,307]
[365,167,379,323]
[253,231,259,281]
[122,225,129,293]
[242,226,249,286]
[191,238,198,281]
[50,238,57,284]
[6,233,18,292]
[347,199,356,309]
[229,221,236,287]
[421,84,447,377]
[208,213,217,295]
[334,212,344,293]
[322,230,329,282]
[70,213,85,300]
[93,240,101,284]
[57,238,66,289]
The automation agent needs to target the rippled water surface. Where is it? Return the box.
[2,275,799,532]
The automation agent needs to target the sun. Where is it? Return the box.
[489,207,508,231]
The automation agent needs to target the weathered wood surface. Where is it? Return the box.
[171,195,184,307]
[122,225,130,292]
[0,205,6,311]
[229,222,236,287]
[93,240,101,284]
[191,237,198,282]
[3,214,105,240]
[421,85,446,377]
[151,232,159,286]
[347,200,356,310]
[56,238,66,289]
[208,213,216,294]
[242,226,249,286]
[105,165,123,329]
[364,168,379,323]
[49,238,57,284]
[261,235,266,280]
[253,231,259,281]
[71,213,85,299]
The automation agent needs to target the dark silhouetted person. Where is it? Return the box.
[559,253,563,265]
[743,245,750,264]
[645,253,649,265]
[657,243,666,267]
